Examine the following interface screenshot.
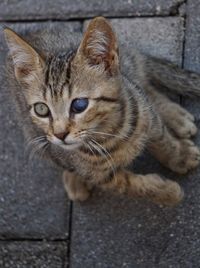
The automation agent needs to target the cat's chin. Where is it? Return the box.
[59,142,81,151]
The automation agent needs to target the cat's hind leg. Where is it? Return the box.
[147,90,200,173]
[148,123,200,174]
[149,90,197,139]
[157,99,197,139]
[99,169,183,206]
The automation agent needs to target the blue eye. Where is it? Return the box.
[71,98,89,113]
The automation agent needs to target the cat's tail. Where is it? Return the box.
[144,56,200,98]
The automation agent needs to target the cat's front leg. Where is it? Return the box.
[63,170,91,201]
[99,169,183,206]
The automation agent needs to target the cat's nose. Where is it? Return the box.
[54,132,69,141]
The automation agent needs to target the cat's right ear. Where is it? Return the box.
[76,17,119,76]
[4,28,44,84]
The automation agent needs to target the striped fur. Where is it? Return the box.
[4,17,200,206]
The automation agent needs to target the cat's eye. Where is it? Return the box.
[71,98,89,113]
[34,102,50,117]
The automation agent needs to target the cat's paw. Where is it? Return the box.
[168,139,200,174]
[63,171,90,202]
[67,186,90,202]
[165,104,197,139]
[153,178,184,206]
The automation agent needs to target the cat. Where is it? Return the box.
[3,17,200,206]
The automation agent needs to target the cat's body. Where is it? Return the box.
[4,17,200,205]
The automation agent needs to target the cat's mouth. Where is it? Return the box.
[47,135,81,150]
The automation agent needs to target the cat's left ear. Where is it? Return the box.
[77,17,119,75]
[4,28,44,83]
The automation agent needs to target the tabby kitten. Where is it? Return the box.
[4,17,200,206]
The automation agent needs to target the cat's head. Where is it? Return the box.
[4,17,123,151]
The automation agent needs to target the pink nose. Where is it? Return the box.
[54,132,69,140]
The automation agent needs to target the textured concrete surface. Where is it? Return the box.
[71,187,200,267]
[0,0,184,20]
[184,0,200,73]
[0,1,200,268]
[183,1,200,125]
[0,241,68,268]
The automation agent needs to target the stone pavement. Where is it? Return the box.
[0,1,200,267]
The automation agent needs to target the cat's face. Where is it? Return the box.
[4,17,122,151]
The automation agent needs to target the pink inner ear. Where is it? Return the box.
[17,67,32,76]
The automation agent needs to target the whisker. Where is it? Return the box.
[26,136,46,147]
[91,139,115,164]
[89,139,116,179]
[78,134,97,158]
[88,130,128,140]
[85,141,96,157]
[89,140,105,158]
[26,135,49,161]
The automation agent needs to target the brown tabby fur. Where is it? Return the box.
[4,17,200,206]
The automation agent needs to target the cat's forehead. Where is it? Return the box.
[43,50,75,100]
[43,50,102,99]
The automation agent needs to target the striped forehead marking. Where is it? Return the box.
[44,50,75,100]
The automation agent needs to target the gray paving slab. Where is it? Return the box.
[184,0,200,73]
[0,22,81,239]
[0,0,184,20]
[84,17,184,65]
[183,1,200,120]
[71,183,200,268]
[69,18,200,268]
[0,241,68,268]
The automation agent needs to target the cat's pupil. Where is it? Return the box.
[71,98,88,113]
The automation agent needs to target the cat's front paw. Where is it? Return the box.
[63,171,90,202]
[168,139,200,174]
[67,187,90,202]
